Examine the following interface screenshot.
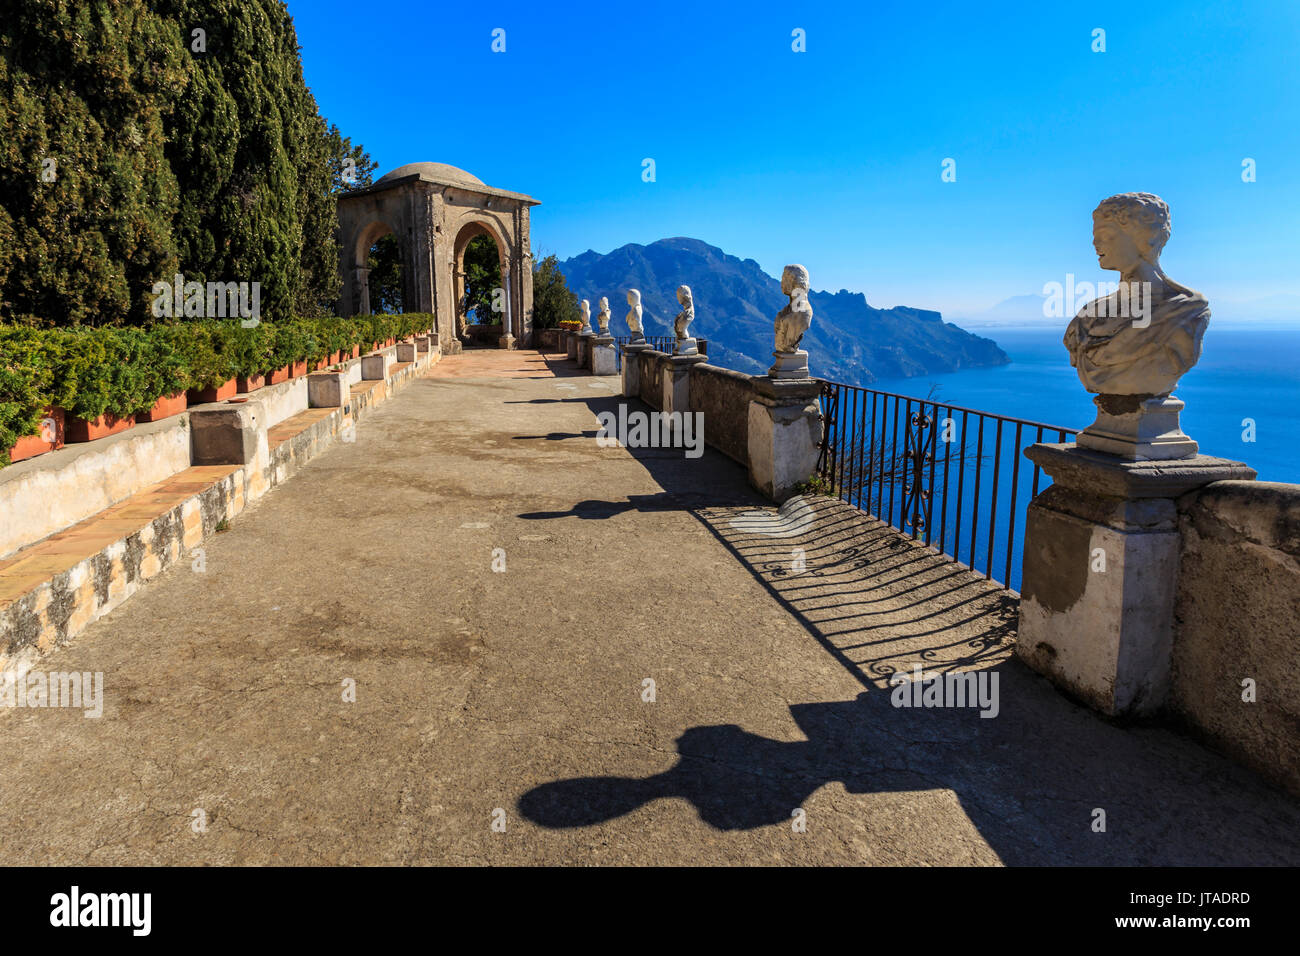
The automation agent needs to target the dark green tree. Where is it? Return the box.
[462,236,501,325]
[0,1,188,325]
[366,234,403,314]
[530,254,580,329]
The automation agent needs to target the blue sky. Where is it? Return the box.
[293,0,1300,317]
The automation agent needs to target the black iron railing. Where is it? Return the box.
[816,381,1076,591]
[611,336,708,371]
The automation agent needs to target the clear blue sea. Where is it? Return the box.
[838,325,1300,590]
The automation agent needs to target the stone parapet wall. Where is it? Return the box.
[687,363,754,466]
[1170,479,1300,795]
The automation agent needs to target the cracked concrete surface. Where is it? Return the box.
[1,348,1298,866]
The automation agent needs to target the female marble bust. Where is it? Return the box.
[579,298,591,333]
[674,285,694,341]
[774,264,812,353]
[626,289,644,337]
[1064,192,1209,397]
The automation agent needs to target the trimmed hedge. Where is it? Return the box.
[0,314,434,465]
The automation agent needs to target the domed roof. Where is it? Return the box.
[376,162,485,187]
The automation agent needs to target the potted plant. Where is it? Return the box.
[185,322,237,405]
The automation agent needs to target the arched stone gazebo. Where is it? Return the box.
[336,162,539,351]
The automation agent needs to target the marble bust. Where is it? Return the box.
[1064,193,1209,459]
[673,285,698,355]
[596,296,611,334]
[625,289,645,340]
[579,298,591,333]
[770,264,813,378]
[1065,192,1209,396]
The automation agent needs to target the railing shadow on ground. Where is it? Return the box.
[510,382,1300,864]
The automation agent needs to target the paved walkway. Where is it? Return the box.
[1,349,1298,865]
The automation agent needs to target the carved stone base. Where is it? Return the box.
[674,337,699,356]
[768,349,809,379]
[1078,394,1197,461]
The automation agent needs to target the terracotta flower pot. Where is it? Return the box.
[7,407,65,462]
[266,366,290,386]
[236,373,266,393]
[314,356,330,371]
[290,360,308,379]
[349,345,361,359]
[187,377,238,405]
[65,410,135,443]
[136,390,187,423]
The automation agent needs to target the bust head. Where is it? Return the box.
[627,289,641,308]
[677,285,692,307]
[598,296,609,313]
[1092,192,1171,272]
[781,264,810,297]
[580,299,590,317]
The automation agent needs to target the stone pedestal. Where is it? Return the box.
[498,332,516,350]
[1016,443,1255,716]
[621,342,649,397]
[591,335,617,376]
[1078,394,1197,460]
[396,341,417,363]
[190,402,268,467]
[307,371,349,408]
[768,349,809,379]
[361,352,392,381]
[674,337,699,357]
[576,332,595,369]
[662,353,706,417]
[414,335,431,354]
[747,378,823,503]
[566,331,580,361]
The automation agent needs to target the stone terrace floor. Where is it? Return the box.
[2,348,1298,865]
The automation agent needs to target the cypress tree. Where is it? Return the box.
[0,1,187,325]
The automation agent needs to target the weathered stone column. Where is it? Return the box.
[747,377,822,502]
[498,266,516,350]
[590,296,616,374]
[576,332,595,369]
[663,353,706,415]
[1017,447,1254,715]
[621,342,649,397]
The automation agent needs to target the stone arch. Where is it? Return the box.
[335,163,539,352]
[451,216,512,343]
[348,216,401,316]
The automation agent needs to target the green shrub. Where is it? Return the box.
[0,313,439,465]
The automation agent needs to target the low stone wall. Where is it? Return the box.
[1169,480,1300,795]
[535,328,560,350]
[0,418,193,561]
[688,363,753,466]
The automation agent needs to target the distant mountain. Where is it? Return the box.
[950,294,1054,329]
[556,238,1009,384]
